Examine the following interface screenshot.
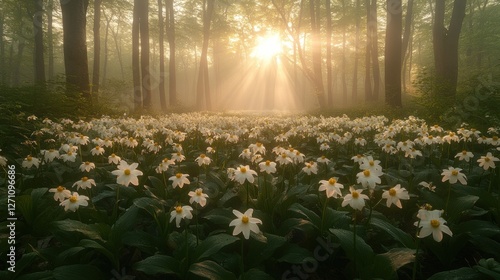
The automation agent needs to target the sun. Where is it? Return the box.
[251,33,282,60]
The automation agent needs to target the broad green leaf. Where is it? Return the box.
[52,219,103,242]
[454,220,500,237]
[53,264,104,280]
[428,267,481,280]
[447,195,479,222]
[369,216,415,248]
[247,233,287,267]
[134,254,180,275]
[6,252,39,279]
[277,244,314,264]
[240,268,274,280]
[148,175,164,189]
[469,234,500,259]
[194,233,239,261]
[379,248,415,271]
[79,239,118,268]
[109,205,139,245]
[278,218,315,235]
[188,260,236,280]
[133,197,163,217]
[330,228,374,267]
[16,271,53,280]
[204,208,235,226]
[122,231,158,255]
[288,203,320,230]
[55,246,86,264]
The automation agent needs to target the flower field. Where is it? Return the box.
[1,112,500,279]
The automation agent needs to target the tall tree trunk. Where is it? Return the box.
[132,0,141,110]
[101,11,111,87]
[385,0,402,107]
[341,0,347,103]
[92,0,101,101]
[47,0,54,80]
[139,0,151,110]
[401,0,413,92]
[196,0,215,110]
[364,0,373,102]
[34,0,45,84]
[352,0,360,102]
[371,0,380,102]
[310,0,326,108]
[0,12,5,84]
[111,21,125,81]
[158,0,167,111]
[325,0,333,107]
[166,0,177,106]
[433,0,466,97]
[60,0,90,98]
[13,40,25,86]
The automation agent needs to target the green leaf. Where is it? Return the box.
[204,208,235,226]
[52,219,103,242]
[330,228,374,267]
[133,197,163,217]
[134,254,180,275]
[122,231,159,255]
[277,244,314,264]
[55,246,86,264]
[378,248,415,271]
[369,216,415,248]
[454,220,500,237]
[427,267,481,280]
[148,175,164,189]
[194,234,239,261]
[447,195,479,222]
[278,218,315,235]
[188,260,236,280]
[288,203,320,230]
[53,264,104,280]
[109,205,139,249]
[79,239,118,268]
[240,268,274,280]
[247,233,287,267]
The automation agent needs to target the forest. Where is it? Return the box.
[1,0,500,279]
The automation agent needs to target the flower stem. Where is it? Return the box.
[240,239,245,275]
[412,222,422,280]
[246,181,249,207]
[195,205,199,246]
[353,211,358,278]
[320,196,329,235]
[445,184,451,216]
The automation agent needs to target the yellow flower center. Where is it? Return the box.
[241,215,249,223]
[111,153,116,157]
[321,155,326,159]
[124,169,131,176]
[163,158,169,162]
[485,157,490,162]
[352,191,359,199]
[328,178,336,185]
[82,177,88,182]
[27,155,32,161]
[369,160,374,166]
[177,152,181,156]
[493,136,498,141]
[429,135,433,139]
[69,196,77,203]
[196,189,202,196]
[389,188,397,196]
[240,167,247,173]
[49,149,55,152]
[68,151,73,156]
[462,150,467,155]
[175,206,182,213]
[95,145,100,150]
[85,161,90,165]
[57,186,65,192]
[281,153,287,158]
[430,219,440,228]
[200,154,206,158]
[363,170,371,177]
[265,160,271,166]
[451,170,458,176]
[257,142,262,147]
[176,173,182,178]
[356,154,362,158]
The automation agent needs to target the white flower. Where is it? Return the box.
[72,177,96,190]
[229,209,262,239]
[111,161,143,187]
[172,152,185,163]
[239,149,252,160]
[302,161,318,175]
[356,169,382,190]
[276,153,293,165]
[414,209,452,242]
[419,181,436,192]
[381,184,410,208]
[60,151,77,162]
[195,154,212,166]
[108,153,121,164]
[22,155,40,169]
[0,155,6,167]
[79,161,96,172]
[188,188,209,207]
[49,186,71,202]
[90,145,105,156]
[318,178,344,198]
[477,152,499,170]
[249,142,266,155]
[259,160,277,174]
[169,173,190,189]
[41,149,60,162]
[455,150,474,162]
[233,165,257,184]
[60,192,89,212]
[341,186,369,211]
[170,205,193,228]
[441,167,467,185]
[317,155,331,164]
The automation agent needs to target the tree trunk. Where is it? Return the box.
[371,0,380,102]
[341,0,347,103]
[158,0,167,111]
[47,0,54,80]
[101,11,111,87]
[325,0,333,107]
[310,0,326,108]
[92,0,101,100]
[139,0,151,110]
[0,12,5,84]
[433,0,466,97]
[364,0,373,102]
[352,0,360,102]
[196,0,215,110]
[401,0,413,92]
[132,0,141,110]
[385,0,402,107]
[34,0,45,84]
[166,0,177,106]
[60,0,90,98]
